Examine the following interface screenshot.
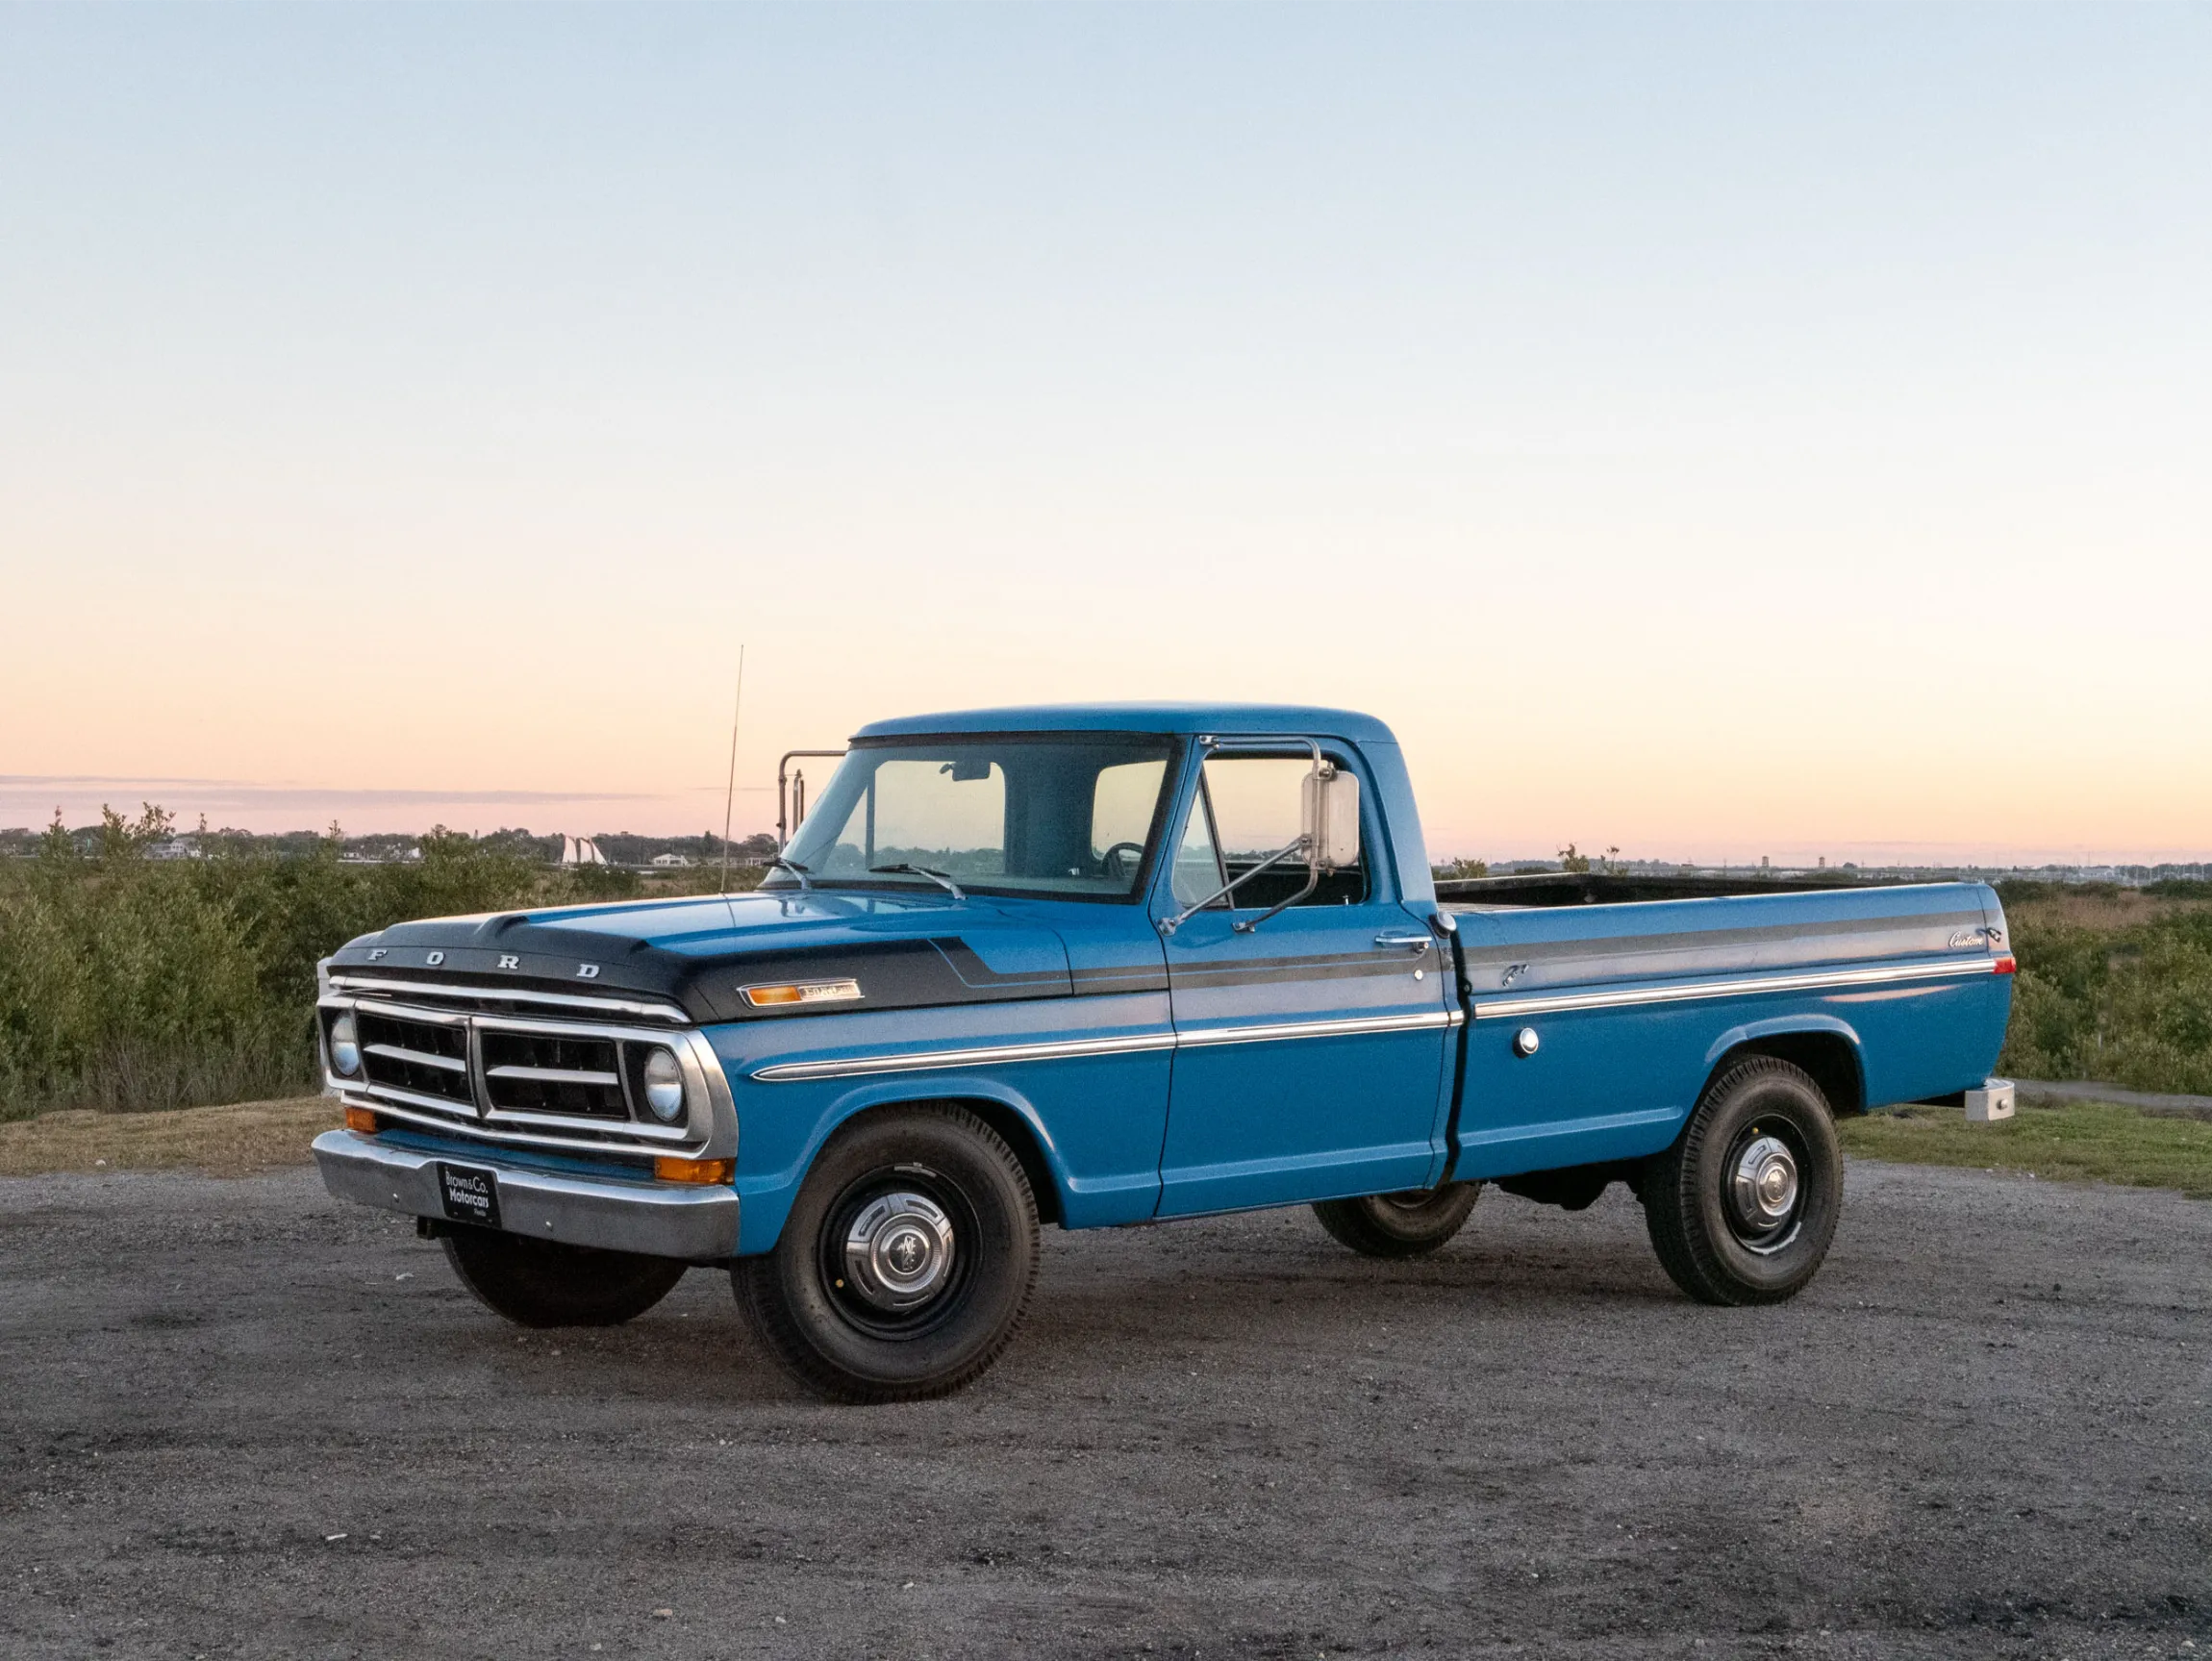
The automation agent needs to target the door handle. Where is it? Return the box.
[1374,933,1432,953]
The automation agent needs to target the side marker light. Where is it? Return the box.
[343,1105,379,1134]
[740,978,863,1008]
[655,1156,736,1186]
[1992,956,2017,975]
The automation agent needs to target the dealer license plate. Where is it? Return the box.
[436,1163,501,1228]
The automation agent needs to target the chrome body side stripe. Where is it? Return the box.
[1173,1010,1458,1049]
[1469,956,1998,1021]
[751,1031,1178,1084]
[747,959,1988,1083]
[748,1009,1458,1083]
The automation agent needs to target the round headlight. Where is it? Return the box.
[641,1046,687,1123]
[329,1012,361,1078]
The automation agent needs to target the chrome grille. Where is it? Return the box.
[480,1029,628,1119]
[321,986,735,1164]
[356,1008,473,1107]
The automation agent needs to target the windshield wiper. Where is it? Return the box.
[869,863,966,900]
[763,855,813,892]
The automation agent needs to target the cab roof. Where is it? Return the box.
[853,702,1398,744]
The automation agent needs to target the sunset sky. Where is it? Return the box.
[3,4,2207,866]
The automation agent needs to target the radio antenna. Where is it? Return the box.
[718,643,746,893]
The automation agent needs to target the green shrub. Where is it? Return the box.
[1997,906,2212,1095]
[0,813,546,1120]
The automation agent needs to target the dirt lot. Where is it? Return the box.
[0,1097,331,1179]
[2,1159,2206,1660]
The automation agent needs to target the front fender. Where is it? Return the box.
[731,1070,1076,1256]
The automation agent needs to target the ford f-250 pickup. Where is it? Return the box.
[313,703,2015,1401]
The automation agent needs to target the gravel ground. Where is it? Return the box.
[2,1160,2206,1661]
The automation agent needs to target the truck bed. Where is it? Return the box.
[1434,870,1907,908]
[1437,879,2013,1180]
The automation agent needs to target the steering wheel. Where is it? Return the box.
[1097,842,1146,881]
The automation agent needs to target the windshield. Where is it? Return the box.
[774,735,1178,901]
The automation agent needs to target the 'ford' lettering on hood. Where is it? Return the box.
[324,890,1097,1023]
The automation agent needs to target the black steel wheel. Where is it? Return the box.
[1312,1182,1482,1259]
[441,1228,688,1328]
[1642,1055,1842,1305]
[733,1104,1040,1403]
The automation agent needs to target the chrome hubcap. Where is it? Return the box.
[842,1191,956,1312]
[1379,1188,1440,1213]
[1729,1134,1799,1231]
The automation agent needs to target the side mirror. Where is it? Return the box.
[1302,765,1360,870]
[1160,741,1360,939]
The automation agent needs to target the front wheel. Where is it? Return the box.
[1312,1182,1482,1259]
[441,1228,688,1327]
[1642,1055,1842,1305]
[733,1105,1040,1403]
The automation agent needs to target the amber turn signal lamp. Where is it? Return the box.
[655,1156,736,1185]
[738,977,862,1008]
[1993,955,2017,975]
[343,1104,379,1134]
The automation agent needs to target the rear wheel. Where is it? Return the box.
[441,1228,688,1327]
[1642,1055,1842,1305]
[1312,1182,1481,1259]
[733,1105,1040,1403]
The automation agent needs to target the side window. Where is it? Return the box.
[1197,755,1370,908]
[1170,785,1225,907]
[1203,758,1310,864]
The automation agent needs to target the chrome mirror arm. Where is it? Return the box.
[1232,851,1323,935]
[1157,837,1310,938]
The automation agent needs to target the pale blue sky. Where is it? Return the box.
[3,4,2207,861]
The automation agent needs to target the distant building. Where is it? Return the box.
[145,838,203,861]
[650,852,691,868]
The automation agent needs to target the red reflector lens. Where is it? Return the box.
[1992,956,2017,975]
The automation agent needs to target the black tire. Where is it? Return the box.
[733,1104,1040,1404]
[1642,1055,1842,1306]
[1312,1182,1482,1259]
[441,1228,688,1328]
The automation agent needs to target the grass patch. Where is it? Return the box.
[0,1095,334,1178]
[1840,1097,2212,1200]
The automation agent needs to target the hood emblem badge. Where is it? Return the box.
[425,951,444,967]
[576,963,601,979]
[497,954,520,970]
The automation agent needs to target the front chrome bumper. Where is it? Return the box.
[312,1130,740,1262]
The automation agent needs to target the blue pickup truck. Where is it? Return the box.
[313,703,2014,1401]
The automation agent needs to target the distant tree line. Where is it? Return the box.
[0,818,780,868]
[0,805,767,1121]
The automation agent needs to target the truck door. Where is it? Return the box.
[1154,743,1454,1217]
